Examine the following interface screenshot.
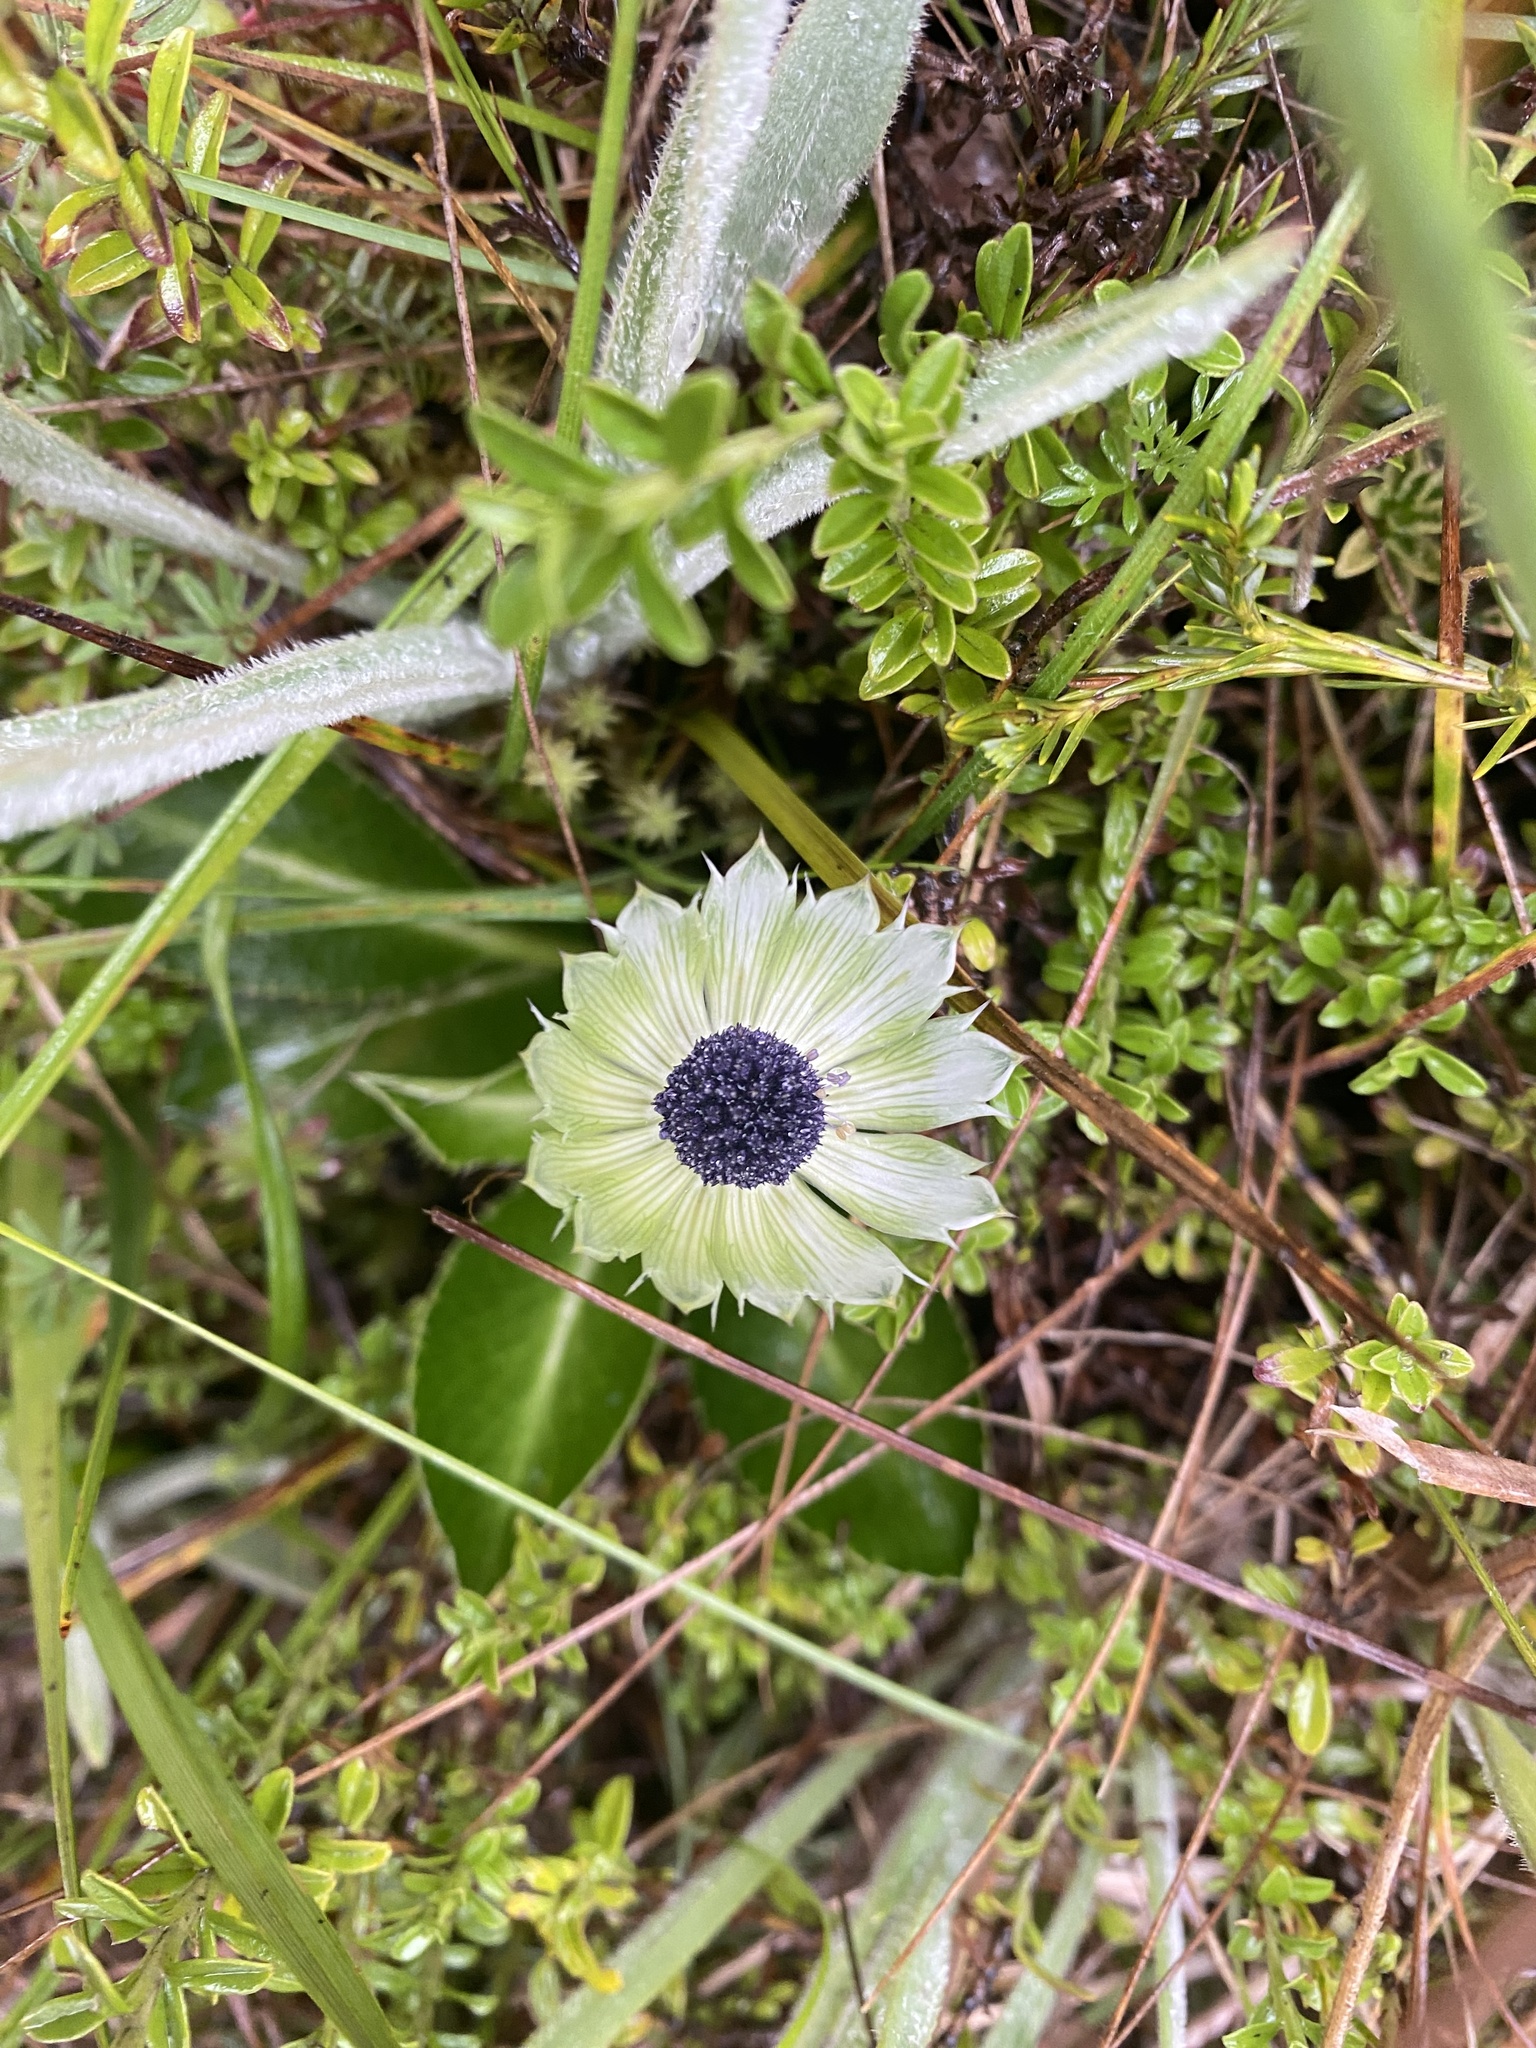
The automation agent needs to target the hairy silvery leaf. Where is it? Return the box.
[0,394,391,620]
[943,231,1303,461]
[600,0,791,406]
[0,623,513,837]
[698,0,928,356]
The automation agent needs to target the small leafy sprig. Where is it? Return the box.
[23,22,319,356]
[1256,1293,1474,1421]
[464,361,829,663]
[751,270,1042,703]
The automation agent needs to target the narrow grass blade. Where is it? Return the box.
[677,709,877,891]
[75,1544,396,2048]
[2,1220,1030,1755]
[197,46,595,148]
[59,1100,154,1633]
[1132,1743,1188,2048]
[2,888,605,972]
[416,0,527,194]
[700,0,929,354]
[555,0,642,437]
[0,622,513,838]
[6,1121,90,1892]
[1309,0,1536,634]
[525,1730,897,2048]
[985,1842,1105,2048]
[0,731,337,1166]
[943,232,1302,461]
[783,1643,1038,2048]
[176,172,574,285]
[202,896,308,1374]
[601,0,791,405]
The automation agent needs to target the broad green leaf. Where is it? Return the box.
[1471,1707,1536,1866]
[65,231,152,297]
[600,0,791,406]
[76,1545,395,2048]
[117,152,172,265]
[413,1186,658,1590]
[1311,0,1536,638]
[46,68,119,180]
[239,160,300,273]
[351,1063,538,1167]
[525,1721,899,2048]
[222,265,292,349]
[688,1295,982,1577]
[181,88,229,217]
[146,25,193,158]
[700,0,930,355]
[943,232,1301,462]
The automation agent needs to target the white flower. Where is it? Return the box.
[522,841,1020,1319]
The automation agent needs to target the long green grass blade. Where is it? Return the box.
[2,1218,1026,1756]
[0,731,337,1166]
[58,1099,154,1633]
[1309,0,1536,632]
[6,1121,87,1893]
[0,886,604,970]
[526,1731,897,2048]
[417,0,526,194]
[196,46,595,147]
[176,173,574,285]
[75,1544,396,2048]
[678,710,876,892]
[557,0,641,437]
[202,896,309,1375]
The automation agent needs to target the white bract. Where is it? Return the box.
[523,842,1018,1318]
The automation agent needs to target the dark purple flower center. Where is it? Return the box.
[654,1024,825,1188]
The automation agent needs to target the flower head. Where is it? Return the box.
[523,841,1019,1318]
